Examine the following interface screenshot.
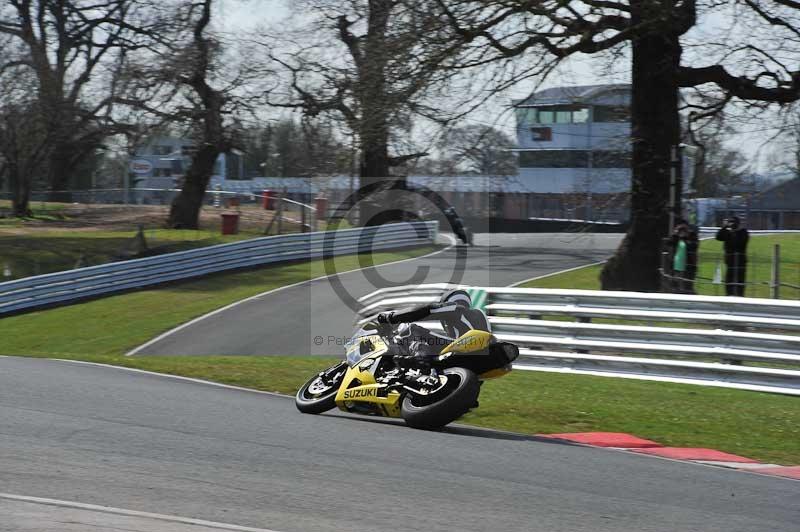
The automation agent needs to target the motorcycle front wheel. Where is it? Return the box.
[295,362,346,414]
[401,367,479,430]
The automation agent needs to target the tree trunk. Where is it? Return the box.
[168,145,219,229]
[353,0,407,226]
[601,13,682,292]
[46,142,80,203]
[359,124,396,226]
[8,163,32,218]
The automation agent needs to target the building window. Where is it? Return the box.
[519,150,589,168]
[515,107,536,124]
[537,110,555,124]
[519,150,630,168]
[555,110,572,123]
[520,106,592,124]
[594,106,630,122]
[572,108,589,123]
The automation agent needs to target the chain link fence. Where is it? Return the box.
[661,238,800,300]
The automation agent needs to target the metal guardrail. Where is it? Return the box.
[0,222,437,316]
[356,284,800,396]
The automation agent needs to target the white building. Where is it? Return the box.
[513,84,631,194]
[129,136,244,188]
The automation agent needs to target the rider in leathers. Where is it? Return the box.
[376,290,489,365]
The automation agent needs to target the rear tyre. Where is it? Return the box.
[401,367,479,430]
[295,363,345,414]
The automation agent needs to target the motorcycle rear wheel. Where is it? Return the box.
[295,363,345,414]
[401,367,479,430]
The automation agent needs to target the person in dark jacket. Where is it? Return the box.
[376,289,488,365]
[668,222,699,294]
[443,207,472,246]
[716,216,749,296]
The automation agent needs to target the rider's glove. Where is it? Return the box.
[376,312,394,324]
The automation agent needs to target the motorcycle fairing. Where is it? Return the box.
[440,329,493,355]
[335,360,402,417]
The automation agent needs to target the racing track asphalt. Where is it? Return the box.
[133,233,624,356]
[1,356,798,532]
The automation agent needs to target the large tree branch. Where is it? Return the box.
[678,65,800,103]
[337,15,362,69]
[388,151,428,166]
[0,59,33,74]
[771,0,800,9]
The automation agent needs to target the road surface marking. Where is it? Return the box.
[50,359,292,398]
[0,492,285,532]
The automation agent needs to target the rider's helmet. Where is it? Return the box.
[440,289,471,309]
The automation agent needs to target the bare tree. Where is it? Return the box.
[115,0,264,228]
[0,100,48,217]
[0,0,169,194]
[689,118,750,196]
[162,0,228,228]
[439,124,518,175]
[242,119,351,178]
[436,0,800,291]
[768,109,800,179]
[262,0,514,223]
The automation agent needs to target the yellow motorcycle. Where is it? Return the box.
[295,322,519,429]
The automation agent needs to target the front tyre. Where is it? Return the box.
[401,367,479,430]
[295,363,345,414]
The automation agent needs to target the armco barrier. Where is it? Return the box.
[356,284,800,395]
[0,222,437,316]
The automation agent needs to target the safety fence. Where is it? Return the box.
[0,222,437,317]
[356,284,800,396]
[660,235,800,299]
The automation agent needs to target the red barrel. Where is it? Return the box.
[315,196,328,221]
[221,213,239,235]
[262,190,274,210]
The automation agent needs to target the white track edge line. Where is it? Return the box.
[50,359,292,398]
[0,493,284,532]
[126,237,455,356]
[609,449,800,482]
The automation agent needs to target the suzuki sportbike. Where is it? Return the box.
[295,322,519,429]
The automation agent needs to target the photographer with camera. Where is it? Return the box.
[715,216,750,297]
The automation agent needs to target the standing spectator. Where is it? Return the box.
[716,216,749,296]
[669,222,698,294]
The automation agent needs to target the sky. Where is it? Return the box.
[219,0,793,175]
